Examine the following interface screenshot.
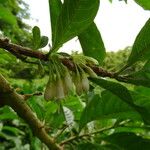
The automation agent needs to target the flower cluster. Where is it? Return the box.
[44,53,98,101]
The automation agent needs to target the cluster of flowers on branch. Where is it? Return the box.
[44,53,98,101]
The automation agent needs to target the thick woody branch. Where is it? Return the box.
[0,74,62,150]
[0,38,114,78]
[1,39,135,89]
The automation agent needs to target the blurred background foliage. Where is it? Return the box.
[0,0,33,47]
[0,0,150,150]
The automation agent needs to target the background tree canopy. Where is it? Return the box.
[0,0,150,150]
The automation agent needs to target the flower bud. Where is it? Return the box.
[81,73,89,92]
[56,78,65,100]
[84,65,97,78]
[73,73,83,96]
[64,71,74,93]
[85,56,99,65]
[44,80,56,101]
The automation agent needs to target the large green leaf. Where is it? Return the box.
[103,132,150,150]
[118,60,150,87]
[79,91,141,130]
[0,5,17,26]
[49,0,62,45]
[118,74,150,88]
[78,22,106,64]
[52,0,100,52]
[90,77,150,124]
[134,0,150,10]
[132,86,150,115]
[126,18,150,67]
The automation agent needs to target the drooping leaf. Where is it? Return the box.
[126,18,150,67]
[0,5,17,26]
[78,22,106,64]
[52,0,100,52]
[48,0,62,45]
[39,36,49,48]
[79,91,141,130]
[134,0,150,10]
[90,77,150,125]
[32,26,41,49]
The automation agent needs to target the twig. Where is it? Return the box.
[23,92,43,101]
[60,126,114,146]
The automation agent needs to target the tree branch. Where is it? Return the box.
[0,38,114,78]
[0,74,62,150]
[0,38,48,60]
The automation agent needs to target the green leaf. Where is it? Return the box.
[0,5,17,26]
[63,95,84,120]
[79,91,141,130]
[77,142,104,150]
[2,126,24,136]
[0,113,18,120]
[103,132,150,150]
[118,74,150,88]
[112,126,149,135]
[78,22,106,64]
[32,26,41,49]
[28,97,45,120]
[39,36,49,48]
[119,60,150,88]
[52,0,100,52]
[90,78,134,104]
[90,77,150,125]
[134,0,150,10]
[49,0,62,45]
[126,18,150,67]
[132,87,150,115]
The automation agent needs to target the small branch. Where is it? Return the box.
[60,126,114,146]
[23,92,43,101]
[0,74,62,150]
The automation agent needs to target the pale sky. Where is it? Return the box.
[25,0,150,52]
